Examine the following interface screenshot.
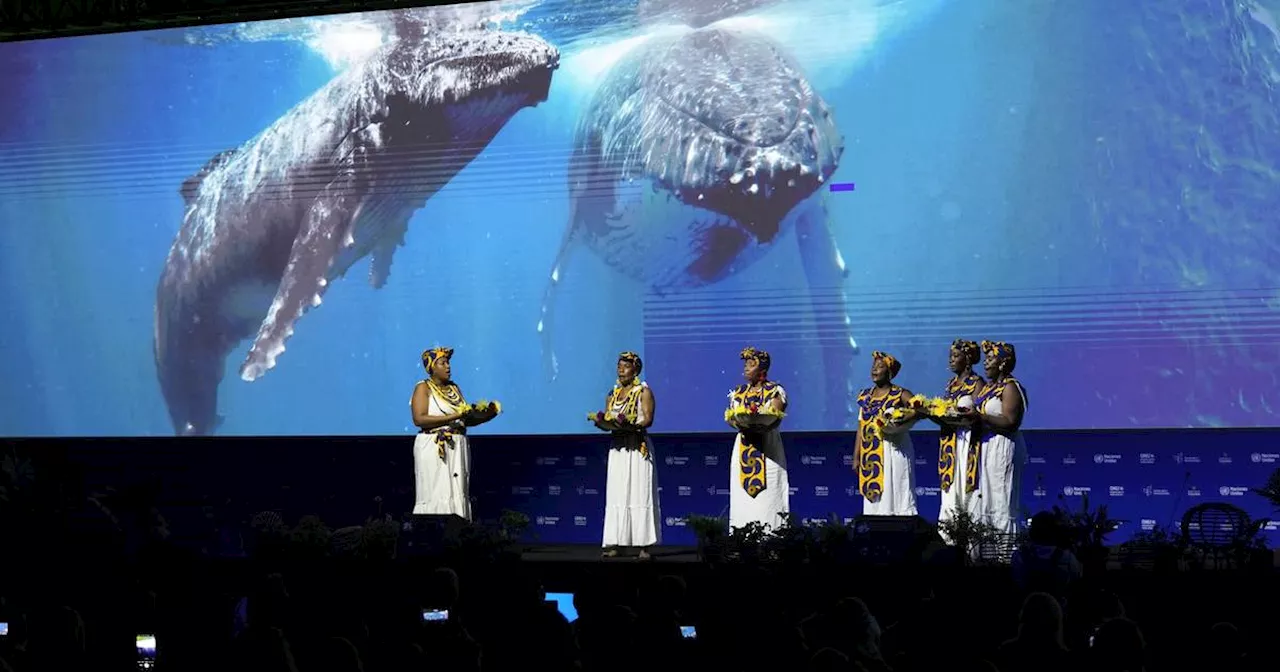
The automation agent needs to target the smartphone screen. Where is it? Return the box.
[136,633,157,669]
[545,592,577,622]
[0,621,9,637]
[680,625,697,639]
[421,609,449,622]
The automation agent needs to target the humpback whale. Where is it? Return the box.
[538,25,858,426]
[156,28,559,436]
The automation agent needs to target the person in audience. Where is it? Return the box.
[995,591,1073,672]
[974,340,1028,534]
[596,351,661,560]
[725,346,790,530]
[854,351,921,516]
[409,347,498,520]
[1011,512,1082,600]
[935,339,985,538]
[1088,617,1146,672]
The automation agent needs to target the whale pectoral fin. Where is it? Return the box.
[795,200,859,428]
[239,180,362,382]
[538,223,580,382]
[369,215,411,289]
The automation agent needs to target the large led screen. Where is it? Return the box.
[1,0,1278,437]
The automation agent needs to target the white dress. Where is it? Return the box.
[727,382,790,531]
[411,381,472,520]
[937,373,985,537]
[601,381,662,548]
[857,386,918,516]
[977,378,1029,535]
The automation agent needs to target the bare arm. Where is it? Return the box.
[896,387,922,423]
[411,383,461,430]
[638,386,656,429]
[983,382,1025,433]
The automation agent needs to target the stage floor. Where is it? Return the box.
[519,544,698,563]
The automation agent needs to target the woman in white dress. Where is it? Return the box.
[595,351,661,559]
[975,340,1029,535]
[935,339,986,538]
[854,351,921,516]
[725,347,790,531]
[409,347,498,520]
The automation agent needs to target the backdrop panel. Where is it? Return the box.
[2,0,1280,437]
[475,428,1280,546]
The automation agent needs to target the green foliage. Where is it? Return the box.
[1252,466,1280,511]
[936,508,1000,562]
[1052,492,1122,550]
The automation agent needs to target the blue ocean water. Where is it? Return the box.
[0,0,1278,437]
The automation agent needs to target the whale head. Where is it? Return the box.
[634,27,841,242]
[367,28,560,137]
[573,26,843,286]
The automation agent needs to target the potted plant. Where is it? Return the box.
[1053,493,1122,574]
[1119,525,1182,573]
[685,514,729,563]
[764,513,813,565]
[727,520,771,563]
[498,509,531,542]
[1230,516,1271,572]
[1253,466,1280,510]
[810,514,856,565]
[936,509,1000,566]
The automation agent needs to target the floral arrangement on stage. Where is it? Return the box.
[881,395,960,425]
[724,402,786,430]
[587,409,637,431]
[461,399,502,425]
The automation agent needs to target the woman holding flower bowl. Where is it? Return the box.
[589,351,660,559]
[410,347,501,521]
[725,347,790,531]
[854,351,922,516]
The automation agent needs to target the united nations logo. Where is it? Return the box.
[1253,453,1263,463]
[535,516,546,525]
[801,455,812,465]
[664,456,674,465]
[1062,486,1076,496]
[1142,486,1154,497]
[1219,486,1231,497]
[914,486,925,496]
[1093,454,1104,464]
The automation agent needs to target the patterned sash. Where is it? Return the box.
[729,381,783,498]
[856,386,904,503]
[427,379,467,461]
[939,372,984,493]
[609,380,649,458]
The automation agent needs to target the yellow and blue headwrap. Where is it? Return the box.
[872,350,902,378]
[421,347,454,372]
[951,339,981,367]
[618,350,643,375]
[740,346,771,373]
[981,340,1017,370]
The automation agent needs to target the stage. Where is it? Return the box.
[520,544,698,563]
[10,426,1280,549]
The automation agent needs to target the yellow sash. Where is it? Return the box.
[938,373,984,493]
[729,381,783,498]
[428,379,467,461]
[856,386,904,503]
